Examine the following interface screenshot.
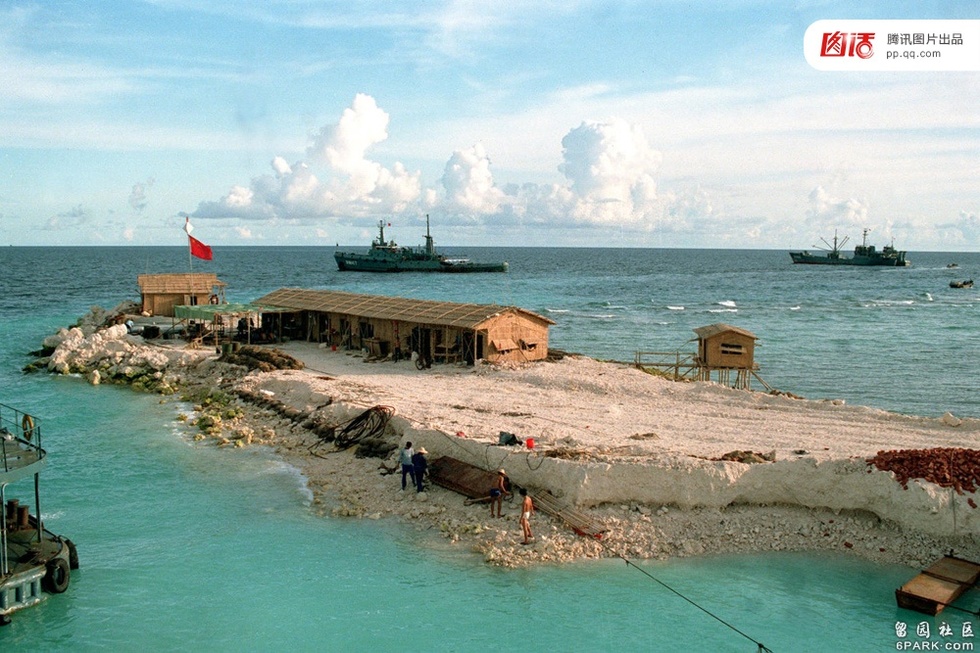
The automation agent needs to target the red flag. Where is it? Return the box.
[189,235,213,260]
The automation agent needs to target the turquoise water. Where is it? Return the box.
[1,247,978,651]
[0,382,945,651]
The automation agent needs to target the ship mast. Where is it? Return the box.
[424,214,435,255]
[818,230,848,256]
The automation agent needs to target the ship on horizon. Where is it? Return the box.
[790,229,910,267]
[334,216,508,273]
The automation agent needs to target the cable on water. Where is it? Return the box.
[596,539,773,653]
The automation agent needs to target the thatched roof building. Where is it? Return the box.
[137,273,227,317]
[254,287,555,364]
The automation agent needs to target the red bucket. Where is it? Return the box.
[526,438,535,449]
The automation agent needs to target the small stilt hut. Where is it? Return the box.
[692,323,761,389]
[634,323,772,391]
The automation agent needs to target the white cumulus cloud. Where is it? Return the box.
[191,96,682,238]
[308,93,389,171]
[441,143,507,214]
[192,94,421,222]
[272,156,292,177]
[558,119,662,226]
[806,185,868,231]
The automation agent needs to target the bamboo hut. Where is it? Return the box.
[692,323,759,388]
[137,273,227,317]
[635,323,771,391]
[253,288,555,364]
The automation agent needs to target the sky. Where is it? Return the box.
[0,1,978,250]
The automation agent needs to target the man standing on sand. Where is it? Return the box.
[490,469,509,517]
[412,447,428,493]
[399,441,415,491]
[519,488,534,544]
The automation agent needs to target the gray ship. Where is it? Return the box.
[790,229,909,266]
[334,216,508,273]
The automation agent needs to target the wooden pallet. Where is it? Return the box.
[896,556,980,615]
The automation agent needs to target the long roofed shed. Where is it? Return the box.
[254,287,555,364]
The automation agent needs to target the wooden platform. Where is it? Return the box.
[896,556,980,615]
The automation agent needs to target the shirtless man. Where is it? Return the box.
[519,488,534,544]
[490,469,509,517]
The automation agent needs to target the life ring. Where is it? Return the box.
[43,557,70,594]
[209,294,219,304]
[21,415,35,442]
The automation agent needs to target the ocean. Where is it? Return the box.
[1,246,977,651]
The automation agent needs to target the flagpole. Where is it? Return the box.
[184,216,193,271]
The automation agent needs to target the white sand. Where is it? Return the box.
[274,343,976,462]
[232,343,980,568]
[42,322,980,568]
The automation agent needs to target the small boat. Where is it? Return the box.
[1,403,77,626]
[789,229,910,266]
[334,216,508,273]
[950,279,974,288]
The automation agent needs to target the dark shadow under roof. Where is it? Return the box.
[254,288,555,329]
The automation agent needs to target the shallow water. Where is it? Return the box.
[1,246,977,651]
[0,376,942,651]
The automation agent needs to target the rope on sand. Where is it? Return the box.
[309,405,396,456]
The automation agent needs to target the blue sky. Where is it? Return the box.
[1,1,977,249]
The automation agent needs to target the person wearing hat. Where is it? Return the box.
[490,469,510,517]
[411,446,429,493]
